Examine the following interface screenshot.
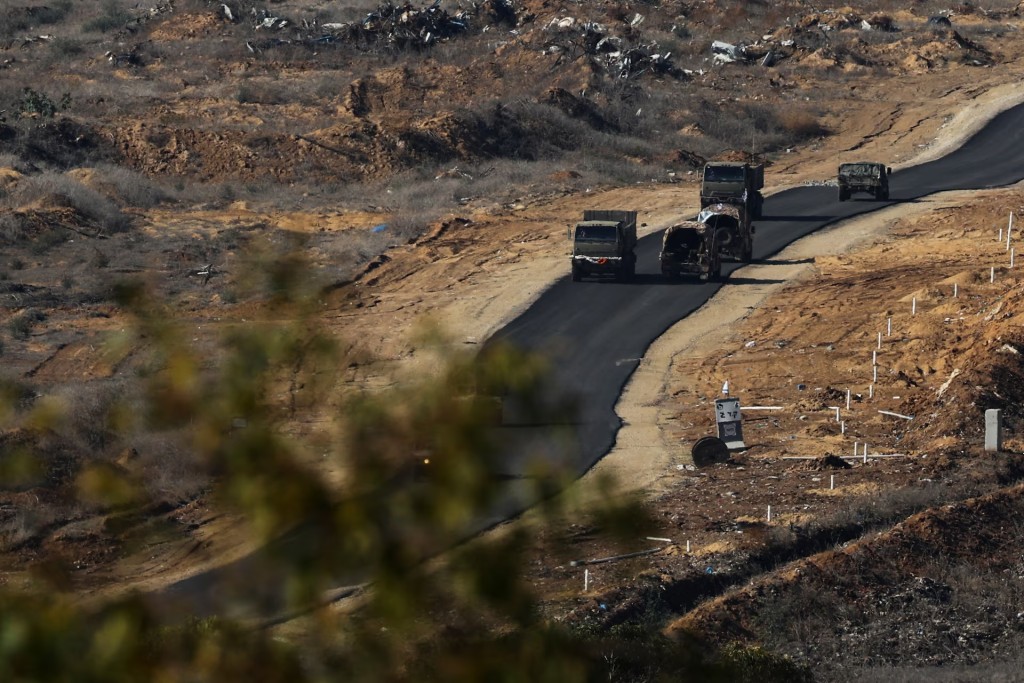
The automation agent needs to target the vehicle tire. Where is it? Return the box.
[571,265,581,282]
[838,188,849,202]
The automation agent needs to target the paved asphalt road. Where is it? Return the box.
[153,103,1024,620]
[492,101,1024,478]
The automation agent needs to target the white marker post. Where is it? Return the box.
[686,540,690,553]
[834,407,841,422]
[887,317,892,336]
[869,384,874,399]
[912,297,917,315]
[863,443,869,463]
[953,283,958,298]
[853,442,859,456]
[991,266,996,283]
[846,389,851,410]
[877,332,882,350]
[841,421,846,434]
[830,474,835,490]
[584,569,590,591]
[873,365,878,382]
[767,505,772,522]
[872,350,878,366]
[999,228,1004,243]
[1007,213,1013,251]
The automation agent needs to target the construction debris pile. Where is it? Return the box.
[221,0,519,52]
[542,15,680,80]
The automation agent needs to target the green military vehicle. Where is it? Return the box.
[660,222,721,281]
[569,210,638,282]
[699,203,754,263]
[700,161,765,219]
[837,162,891,201]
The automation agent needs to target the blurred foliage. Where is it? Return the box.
[0,238,808,681]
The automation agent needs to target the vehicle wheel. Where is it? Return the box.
[571,265,581,282]
[838,188,849,202]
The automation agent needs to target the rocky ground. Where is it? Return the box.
[4,0,1024,679]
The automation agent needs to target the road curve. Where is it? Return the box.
[490,100,1024,477]
[152,101,1024,621]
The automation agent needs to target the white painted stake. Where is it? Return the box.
[767,505,772,522]
[834,406,841,422]
[912,297,917,315]
[853,442,859,456]
[999,227,1004,242]
[1007,214,1013,251]
[830,475,835,490]
[869,384,874,399]
[953,283,958,298]
[584,569,590,591]
[873,365,878,382]
[877,332,882,349]
[991,266,996,283]
[686,540,690,553]
[872,350,877,366]
[887,317,892,336]
[841,421,846,434]
[846,389,851,410]
[863,443,869,463]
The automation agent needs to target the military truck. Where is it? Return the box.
[837,162,891,201]
[569,210,638,282]
[700,161,765,219]
[660,222,721,280]
[699,203,754,263]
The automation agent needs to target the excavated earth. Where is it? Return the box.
[4,0,1024,678]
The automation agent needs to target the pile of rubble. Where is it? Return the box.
[221,0,518,52]
[542,15,680,80]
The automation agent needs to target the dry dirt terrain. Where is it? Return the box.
[4,0,1024,678]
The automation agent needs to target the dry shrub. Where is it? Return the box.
[778,110,830,140]
[11,171,132,232]
[90,163,171,209]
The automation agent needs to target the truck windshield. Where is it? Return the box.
[704,166,745,182]
[576,225,618,241]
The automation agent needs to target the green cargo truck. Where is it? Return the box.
[569,210,638,282]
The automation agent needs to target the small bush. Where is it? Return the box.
[91,163,170,208]
[9,308,45,339]
[13,172,132,233]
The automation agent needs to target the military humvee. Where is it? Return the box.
[837,162,891,201]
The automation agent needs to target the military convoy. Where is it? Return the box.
[837,162,891,201]
[570,160,896,283]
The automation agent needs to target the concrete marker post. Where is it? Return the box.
[830,475,835,490]
[985,409,1003,452]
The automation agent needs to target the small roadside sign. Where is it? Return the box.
[714,397,746,450]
